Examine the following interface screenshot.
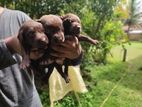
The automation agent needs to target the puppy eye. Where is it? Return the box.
[70,20,74,22]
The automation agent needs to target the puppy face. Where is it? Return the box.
[39,15,64,43]
[18,20,49,60]
[62,13,81,36]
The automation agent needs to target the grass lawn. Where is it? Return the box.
[84,42,142,107]
[109,42,142,61]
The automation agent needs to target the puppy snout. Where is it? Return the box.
[53,36,60,43]
[53,34,64,43]
[76,25,81,31]
[73,22,81,30]
[72,24,81,35]
[41,36,49,44]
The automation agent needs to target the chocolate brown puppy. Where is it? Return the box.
[37,15,70,83]
[18,20,48,69]
[39,14,65,43]
[61,13,98,44]
[61,13,98,80]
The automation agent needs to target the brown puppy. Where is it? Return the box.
[61,13,99,80]
[18,20,49,69]
[61,13,98,44]
[39,15,64,43]
[36,15,70,83]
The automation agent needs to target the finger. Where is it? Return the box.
[50,52,64,58]
[65,36,78,44]
[58,37,79,49]
[51,43,74,52]
[51,45,70,53]
[50,51,69,58]
[65,36,77,41]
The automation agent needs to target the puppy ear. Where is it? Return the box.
[17,28,23,46]
[63,18,71,27]
[63,18,72,35]
[18,27,30,54]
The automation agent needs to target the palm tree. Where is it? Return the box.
[124,0,142,61]
[124,0,142,34]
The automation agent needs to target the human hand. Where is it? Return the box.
[50,36,82,60]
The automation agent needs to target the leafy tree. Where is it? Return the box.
[79,0,126,64]
[113,0,142,61]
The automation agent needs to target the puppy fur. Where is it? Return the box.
[61,13,98,80]
[36,15,70,83]
[18,20,48,69]
[62,13,98,44]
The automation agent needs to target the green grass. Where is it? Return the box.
[109,42,142,61]
[40,42,142,107]
[80,61,127,107]
[87,42,142,107]
[106,57,142,107]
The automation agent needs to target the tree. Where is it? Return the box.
[114,0,142,61]
[124,0,142,34]
[80,0,124,64]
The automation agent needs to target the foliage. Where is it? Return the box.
[14,0,66,18]
[60,0,87,15]
[1,1,136,106]
[115,0,142,32]
[126,0,142,25]
[113,0,142,62]
[1,0,128,64]
[39,90,50,107]
[79,1,127,65]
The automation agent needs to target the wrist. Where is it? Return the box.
[5,36,22,55]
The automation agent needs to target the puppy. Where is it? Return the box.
[18,20,49,69]
[36,15,70,83]
[61,13,99,80]
[61,13,98,44]
[39,14,65,43]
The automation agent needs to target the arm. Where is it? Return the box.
[0,41,16,69]
[0,35,23,69]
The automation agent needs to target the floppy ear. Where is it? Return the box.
[17,27,30,54]
[17,28,24,48]
[63,18,72,35]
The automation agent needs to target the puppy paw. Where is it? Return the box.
[65,76,70,83]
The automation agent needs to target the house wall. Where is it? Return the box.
[128,33,142,41]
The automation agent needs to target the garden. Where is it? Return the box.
[2,0,142,107]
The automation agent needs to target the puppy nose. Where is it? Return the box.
[53,34,64,43]
[53,36,63,42]
[53,36,59,43]
[41,36,48,44]
[76,26,81,31]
